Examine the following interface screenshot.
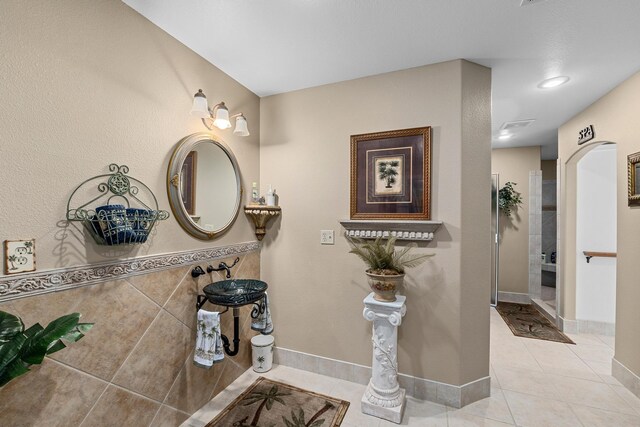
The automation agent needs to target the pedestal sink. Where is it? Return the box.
[202,279,268,307]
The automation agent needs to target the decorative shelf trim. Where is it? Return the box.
[0,241,260,302]
[340,219,443,241]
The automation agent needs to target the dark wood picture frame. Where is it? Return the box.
[181,151,197,215]
[350,127,431,220]
[628,151,640,206]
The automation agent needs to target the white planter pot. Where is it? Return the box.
[365,271,404,302]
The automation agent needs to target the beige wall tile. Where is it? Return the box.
[0,359,106,427]
[233,251,260,279]
[112,311,192,401]
[150,405,190,427]
[164,273,203,330]
[164,351,224,414]
[82,385,160,427]
[9,280,160,381]
[211,360,247,399]
[127,266,190,306]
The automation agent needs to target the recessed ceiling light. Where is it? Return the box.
[538,76,570,89]
[498,134,513,141]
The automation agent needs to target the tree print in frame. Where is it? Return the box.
[350,127,431,219]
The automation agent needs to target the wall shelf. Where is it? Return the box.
[340,219,442,242]
[244,205,281,241]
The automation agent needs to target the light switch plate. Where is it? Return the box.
[320,230,334,245]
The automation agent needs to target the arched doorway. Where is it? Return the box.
[557,141,617,334]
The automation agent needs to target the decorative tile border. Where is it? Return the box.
[0,241,260,302]
[273,347,490,408]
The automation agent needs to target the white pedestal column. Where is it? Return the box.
[361,293,407,424]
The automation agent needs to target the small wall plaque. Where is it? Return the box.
[4,239,36,274]
[578,125,595,145]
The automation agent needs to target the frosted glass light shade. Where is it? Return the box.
[190,89,209,118]
[233,115,250,136]
[212,102,231,129]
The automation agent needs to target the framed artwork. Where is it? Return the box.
[350,127,431,220]
[628,151,640,206]
[4,239,36,274]
[181,151,197,215]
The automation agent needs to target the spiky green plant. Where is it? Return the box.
[0,311,93,387]
[347,236,433,275]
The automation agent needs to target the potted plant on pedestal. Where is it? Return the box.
[348,236,433,302]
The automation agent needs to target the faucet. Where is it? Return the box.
[191,266,206,278]
[207,257,240,279]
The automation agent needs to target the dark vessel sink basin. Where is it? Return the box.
[202,279,268,307]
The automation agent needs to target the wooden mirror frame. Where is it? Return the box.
[167,132,242,240]
[628,151,640,207]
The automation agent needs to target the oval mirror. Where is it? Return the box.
[167,133,242,239]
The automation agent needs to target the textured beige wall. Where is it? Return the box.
[491,147,541,294]
[260,60,491,385]
[558,71,640,376]
[0,0,260,277]
[0,251,260,426]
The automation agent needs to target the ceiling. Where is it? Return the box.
[123,0,640,159]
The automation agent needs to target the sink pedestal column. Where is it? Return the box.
[361,293,407,424]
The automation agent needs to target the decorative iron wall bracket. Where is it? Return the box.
[66,164,169,245]
[195,294,266,357]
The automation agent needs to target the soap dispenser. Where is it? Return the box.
[251,182,259,204]
[266,185,277,206]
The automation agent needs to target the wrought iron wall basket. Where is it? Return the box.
[66,164,169,246]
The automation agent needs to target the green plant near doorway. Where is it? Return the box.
[498,181,523,217]
[0,310,93,387]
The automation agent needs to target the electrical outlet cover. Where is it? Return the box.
[320,230,334,245]
[4,239,36,274]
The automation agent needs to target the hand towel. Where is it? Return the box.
[194,309,224,368]
[251,292,273,335]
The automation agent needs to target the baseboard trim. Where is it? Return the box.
[612,358,640,399]
[273,346,490,408]
[497,291,531,304]
[558,316,578,334]
[557,316,615,336]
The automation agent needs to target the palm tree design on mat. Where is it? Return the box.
[378,160,399,188]
[282,401,335,427]
[241,385,290,426]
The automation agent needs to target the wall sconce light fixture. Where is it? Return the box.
[190,89,250,136]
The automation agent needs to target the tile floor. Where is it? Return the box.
[182,308,640,426]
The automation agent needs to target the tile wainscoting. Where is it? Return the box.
[0,242,260,427]
[273,347,490,408]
